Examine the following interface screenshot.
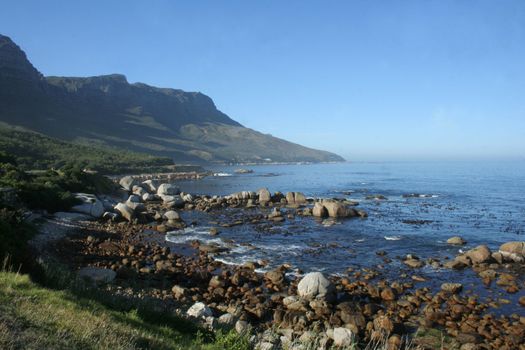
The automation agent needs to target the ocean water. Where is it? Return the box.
[166,161,525,272]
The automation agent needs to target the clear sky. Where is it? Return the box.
[1,0,524,160]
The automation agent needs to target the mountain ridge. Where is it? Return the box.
[0,34,344,164]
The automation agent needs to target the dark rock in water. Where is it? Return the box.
[402,219,433,225]
[234,169,253,174]
[365,194,387,200]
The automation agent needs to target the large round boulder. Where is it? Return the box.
[297,272,335,301]
[465,245,492,264]
[157,183,180,196]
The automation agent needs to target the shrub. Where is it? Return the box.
[0,209,34,266]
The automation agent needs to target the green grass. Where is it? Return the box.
[0,270,250,350]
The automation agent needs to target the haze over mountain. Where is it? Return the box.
[0,34,343,164]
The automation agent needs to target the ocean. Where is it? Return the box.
[165,161,525,312]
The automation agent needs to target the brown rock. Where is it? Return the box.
[465,245,492,264]
[441,283,463,294]
[381,287,397,301]
[447,236,466,245]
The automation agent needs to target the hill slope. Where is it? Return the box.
[0,34,344,163]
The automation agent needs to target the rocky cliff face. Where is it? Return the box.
[0,34,344,163]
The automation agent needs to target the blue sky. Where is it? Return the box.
[1,1,524,160]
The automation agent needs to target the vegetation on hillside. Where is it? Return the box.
[0,125,173,174]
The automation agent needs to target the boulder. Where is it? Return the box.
[127,194,142,203]
[163,210,180,221]
[499,241,525,262]
[71,193,104,218]
[321,200,351,218]
[114,202,134,222]
[286,192,307,205]
[142,193,157,202]
[142,179,159,193]
[447,236,466,245]
[333,327,354,347]
[161,195,185,208]
[132,185,148,196]
[119,176,137,191]
[187,302,212,319]
[312,202,328,218]
[157,183,180,196]
[218,313,236,326]
[465,245,492,264]
[258,188,271,203]
[297,272,335,301]
[235,320,249,334]
[78,267,116,284]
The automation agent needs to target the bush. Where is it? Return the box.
[0,209,34,266]
[0,162,116,212]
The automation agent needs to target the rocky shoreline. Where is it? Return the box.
[34,175,525,350]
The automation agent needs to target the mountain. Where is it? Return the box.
[0,34,344,163]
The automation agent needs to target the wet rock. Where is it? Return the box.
[258,188,271,204]
[209,227,220,236]
[323,200,351,218]
[286,192,307,206]
[447,236,466,245]
[297,272,335,301]
[464,245,492,264]
[333,327,354,347]
[78,267,116,284]
[499,241,525,262]
[519,296,525,307]
[265,269,285,285]
[157,183,180,196]
[163,210,180,221]
[441,283,463,294]
[187,302,212,318]
[312,202,328,218]
[404,258,423,268]
[381,287,397,301]
[119,176,137,191]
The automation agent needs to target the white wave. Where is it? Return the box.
[384,235,402,241]
[355,238,366,242]
[213,172,232,177]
